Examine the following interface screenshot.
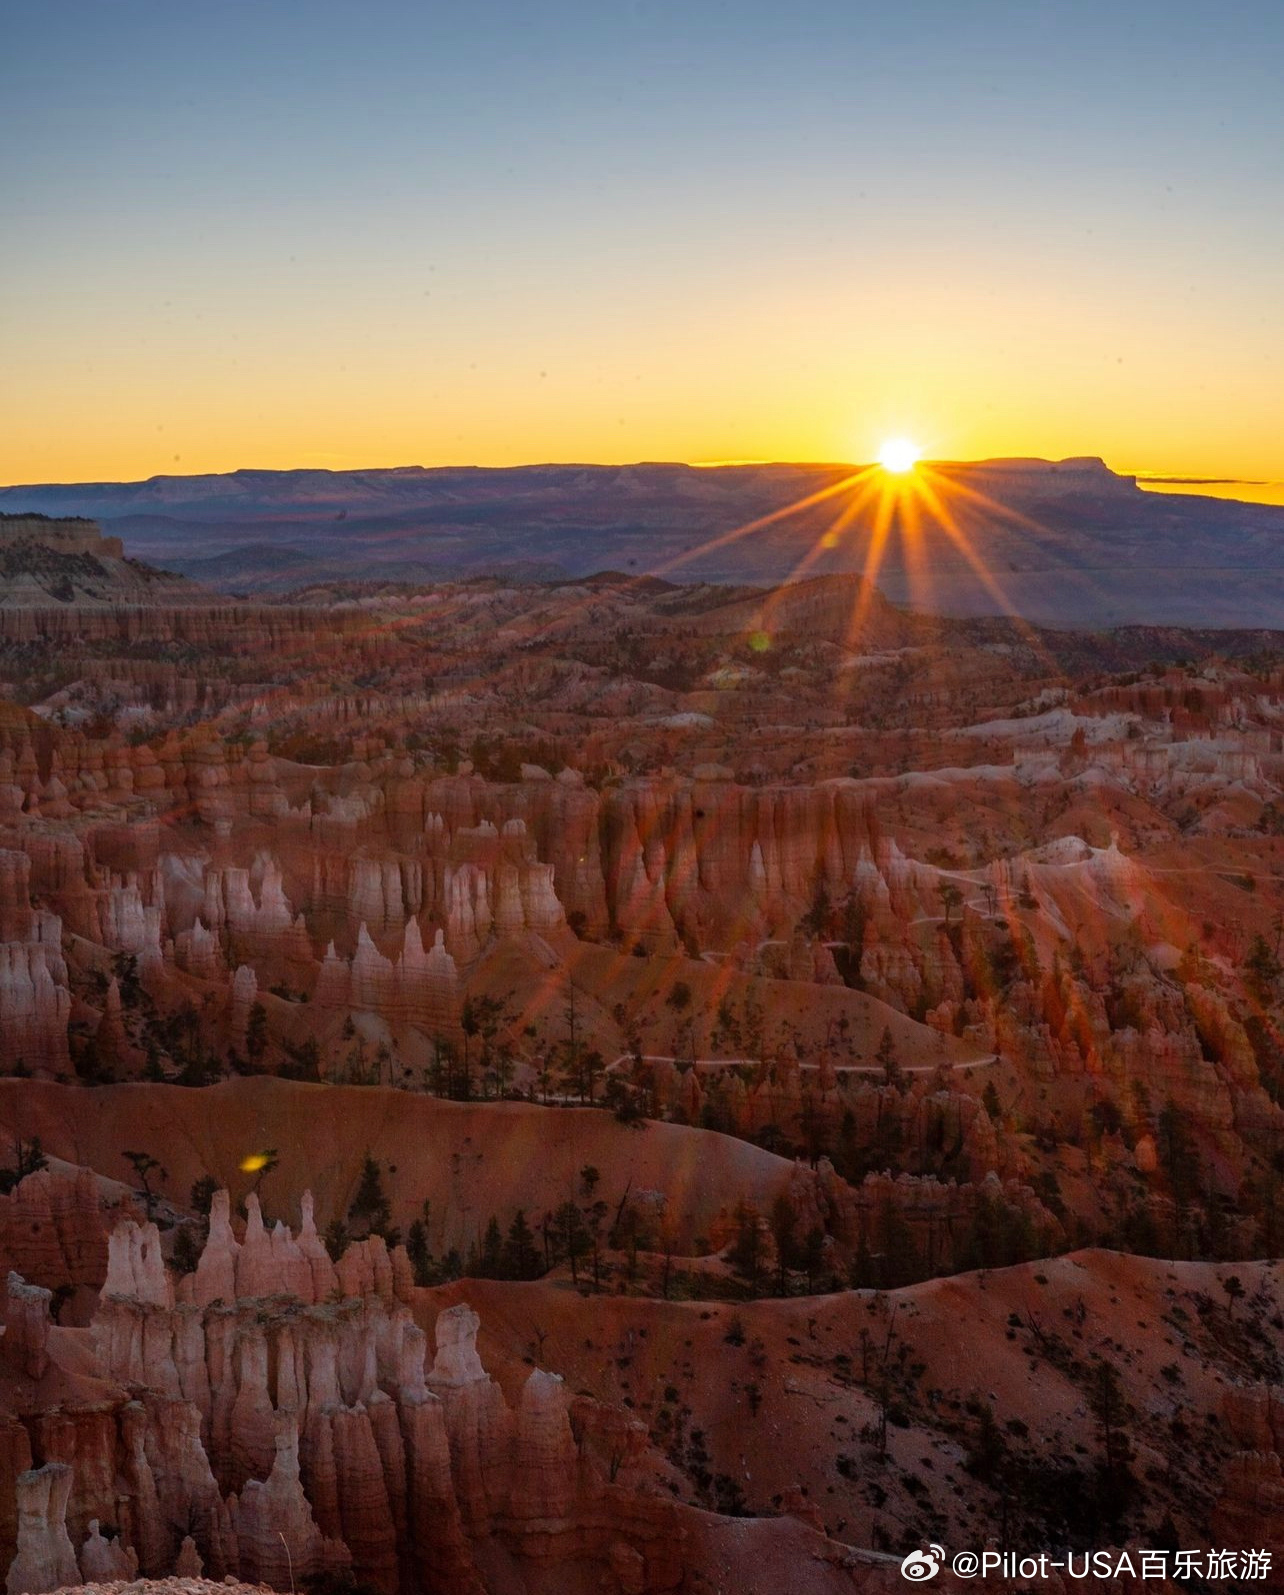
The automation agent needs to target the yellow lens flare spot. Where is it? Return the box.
[878,437,920,474]
[748,630,771,652]
[239,1152,272,1173]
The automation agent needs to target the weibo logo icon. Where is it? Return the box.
[901,1544,945,1581]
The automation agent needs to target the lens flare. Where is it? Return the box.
[878,437,920,474]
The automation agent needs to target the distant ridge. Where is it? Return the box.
[2,460,1282,626]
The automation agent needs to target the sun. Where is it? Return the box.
[878,437,920,474]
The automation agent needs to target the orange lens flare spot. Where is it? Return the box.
[239,1152,272,1173]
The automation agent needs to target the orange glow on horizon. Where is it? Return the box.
[2,435,1280,506]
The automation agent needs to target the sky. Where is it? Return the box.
[3,0,1283,499]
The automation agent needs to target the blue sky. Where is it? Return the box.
[3,0,1282,488]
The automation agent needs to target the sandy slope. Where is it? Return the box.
[0,1077,799,1253]
[422,1250,1284,1555]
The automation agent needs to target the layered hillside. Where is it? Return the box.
[5,460,1284,623]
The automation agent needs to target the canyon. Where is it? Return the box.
[0,515,1280,1589]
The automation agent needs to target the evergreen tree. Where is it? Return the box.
[769,1194,797,1296]
[324,1218,349,1262]
[801,1224,826,1290]
[479,1216,505,1278]
[503,1209,542,1280]
[406,1217,434,1286]
[0,1137,48,1196]
[1156,1098,1201,1248]
[348,1154,395,1240]
[190,1174,219,1216]
[171,1225,202,1275]
[849,1234,876,1290]
[245,1002,269,1060]
[728,1201,766,1293]
[553,1200,590,1284]
[1088,1358,1135,1521]
[123,1149,167,1219]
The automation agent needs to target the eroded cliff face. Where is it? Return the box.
[0,567,1282,1590]
[1214,1384,1284,1568]
[0,1170,107,1299]
[0,1200,739,1595]
[0,723,1276,1131]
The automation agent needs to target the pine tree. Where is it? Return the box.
[171,1225,202,1275]
[348,1154,394,1239]
[769,1194,797,1296]
[553,1200,590,1284]
[0,1137,48,1196]
[406,1216,434,1286]
[728,1201,766,1293]
[801,1225,826,1291]
[503,1210,542,1280]
[479,1216,505,1278]
[245,1002,269,1060]
[849,1234,876,1290]
[123,1149,167,1219]
[1088,1358,1134,1503]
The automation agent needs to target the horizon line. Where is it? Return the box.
[1,457,1282,510]
[0,453,1123,491]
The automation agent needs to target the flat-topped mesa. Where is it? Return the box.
[0,514,206,612]
[0,515,122,560]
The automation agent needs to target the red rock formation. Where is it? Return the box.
[4,1465,77,1595]
[1,1195,782,1594]
[0,1169,108,1296]
[0,1273,51,1381]
[0,938,70,1075]
[77,1519,138,1582]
